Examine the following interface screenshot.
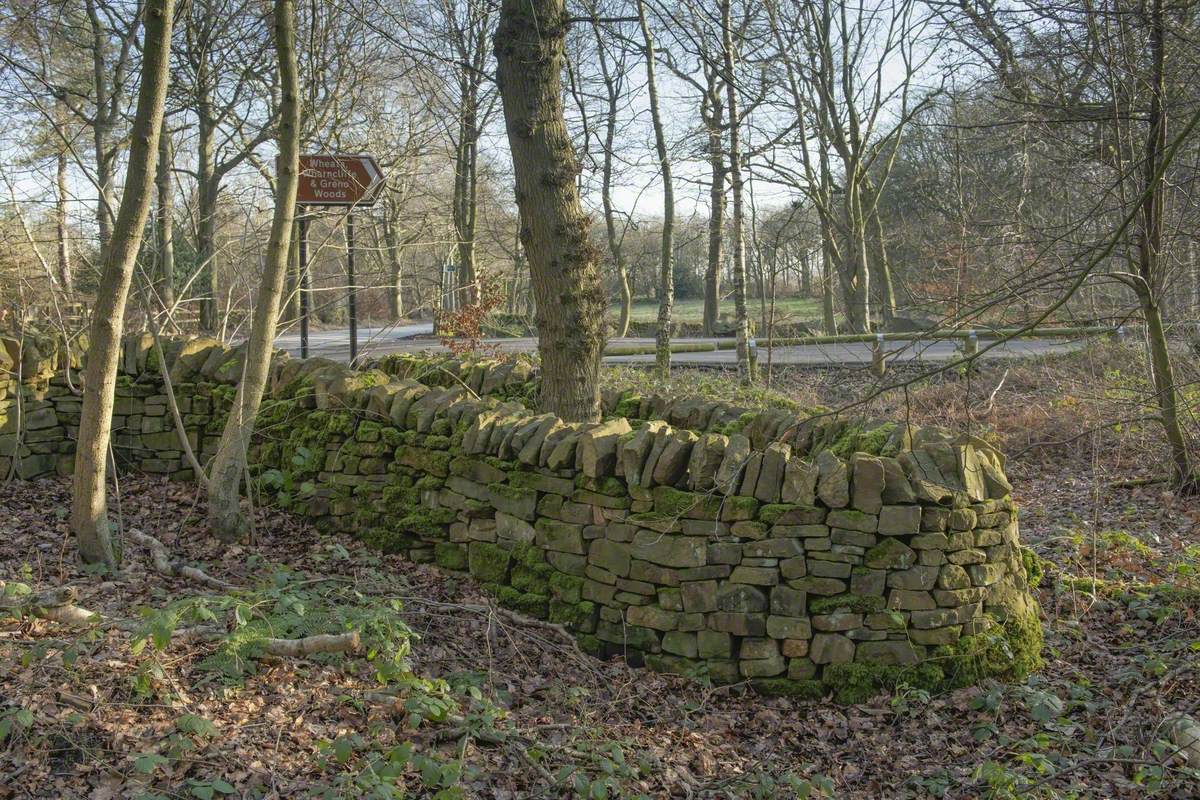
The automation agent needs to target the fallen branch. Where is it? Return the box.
[0,584,99,628]
[1108,476,1169,489]
[126,529,236,590]
[261,631,360,657]
[490,606,578,650]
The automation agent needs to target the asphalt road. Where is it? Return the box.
[274,321,1090,367]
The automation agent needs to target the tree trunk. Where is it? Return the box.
[382,215,404,320]
[197,95,218,331]
[639,0,673,378]
[593,17,631,339]
[822,235,837,335]
[155,132,176,310]
[495,0,607,422]
[55,131,72,295]
[85,0,116,251]
[207,0,301,541]
[1136,0,1194,492]
[868,202,896,325]
[71,0,175,567]
[704,102,725,336]
[841,183,871,332]
[721,0,753,383]
[453,78,480,304]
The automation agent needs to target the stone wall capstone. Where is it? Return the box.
[1,334,1043,702]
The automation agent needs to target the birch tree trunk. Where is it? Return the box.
[639,0,674,378]
[207,0,302,541]
[495,0,607,422]
[71,0,175,567]
[721,0,753,382]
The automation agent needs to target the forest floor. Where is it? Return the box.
[2,341,1199,799]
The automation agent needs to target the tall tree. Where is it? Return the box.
[207,0,301,540]
[720,0,753,381]
[638,0,674,378]
[588,8,634,338]
[71,0,175,566]
[495,0,607,421]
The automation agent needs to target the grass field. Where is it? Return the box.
[616,296,824,323]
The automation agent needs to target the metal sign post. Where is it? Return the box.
[347,214,357,364]
[299,207,310,358]
[293,154,383,363]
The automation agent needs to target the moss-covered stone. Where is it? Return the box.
[750,678,826,700]
[809,594,886,615]
[822,661,944,704]
[468,541,512,583]
[434,542,468,571]
[497,586,549,618]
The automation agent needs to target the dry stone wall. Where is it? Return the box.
[1,335,1042,701]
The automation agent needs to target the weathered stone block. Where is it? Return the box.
[708,611,766,636]
[850,454,885,513]
[766,615,812,640]
[662,631,698,658]
[781,459,818,505]
[887,565,939,590]
[631,530,706,567]
[968,563,1006,586]
[626,605,679,631]
[535,518,585,555]
[717,583,768,613]
[810,633,855,665]
[878,504,922,535]
[855,640,921,666]
[888,589,935,610]
[865,538,916,570]
[682,580,719,613]
[697,630,733,659]
[730,566,778,586]
[826,509,877,533]
[816,451,849,508]
[788,576,847,595]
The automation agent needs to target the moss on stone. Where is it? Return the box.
[511,562,555,595]
[549,598,595,628]
[938,609,1043,689]
[809,594,886,615]
[822,661,945,704]
[397,507,455,537]
[751,678,826,700]
[613,393,642,419]
[469,542,512,584]
[497,586,549,618]
[652,486,712,517]
[511,542,546,569]
[435,542,468,571]
[828,422,898,458]
[359,526,420,554]
[548,572,585,604]
[714,411,756,436]
[1021,547,1044,588]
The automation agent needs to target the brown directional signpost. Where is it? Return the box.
[295,154,384,362]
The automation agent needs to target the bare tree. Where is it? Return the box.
[638,0,674,377]
[208,0,301,541]
[71,0,175,566]
[720,0,753,381]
